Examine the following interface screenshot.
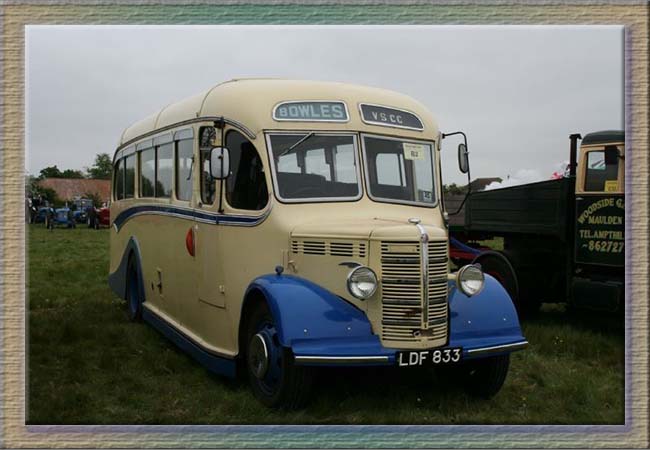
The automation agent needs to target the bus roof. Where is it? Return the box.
[118,79,439,148]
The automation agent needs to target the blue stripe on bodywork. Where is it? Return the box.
[142,306,236,378]
[113,204,265,231]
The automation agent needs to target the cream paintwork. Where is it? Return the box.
[111,79,450,357]
[575,140,625,195]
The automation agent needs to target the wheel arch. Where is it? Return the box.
[448,274,524,351]
[238,287,269,359]
[108,236,146,303]
[239,274,373,351]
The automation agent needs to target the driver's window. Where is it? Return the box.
[584,148,619,192]
[224,131,268,211]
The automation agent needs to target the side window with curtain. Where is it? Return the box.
[224,131,269,211]
[176,139,193,201]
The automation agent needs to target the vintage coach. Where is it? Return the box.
[108,79,527,408]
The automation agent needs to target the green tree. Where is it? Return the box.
[84,191,103,208]
[86,153,113,179]
[26,175,60,206]
[39,165,62,179]
[61,169,85,179]
[443,183,467,196]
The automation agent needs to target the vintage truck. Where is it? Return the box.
[446,131,624,314]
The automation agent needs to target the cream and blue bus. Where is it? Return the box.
[109,79,527,408]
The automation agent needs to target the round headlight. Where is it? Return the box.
[457,264,485,297]
[346,266,378,300]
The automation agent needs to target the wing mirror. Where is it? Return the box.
[458,143,469,174]
[209,147,230,179]
[604,146,620,166]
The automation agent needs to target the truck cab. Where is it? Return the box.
[573,130,625,309]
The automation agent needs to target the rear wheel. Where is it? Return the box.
[126,258,142,322]
[244,302,312,409]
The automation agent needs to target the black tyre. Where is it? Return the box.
[457,354,510,399]
[473,252,541,317]
[244,302,312,409]
[126,258,143,322]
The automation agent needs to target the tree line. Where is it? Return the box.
[27,153,113,207]
[37,153,112,180]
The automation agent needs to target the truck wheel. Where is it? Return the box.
[126,258,143,322]
[472,252,538,316]
[245,303,312,409]
[473,252,518,304]
[460,354,510,399]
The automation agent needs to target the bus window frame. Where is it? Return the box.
[360,133,439,209]
[174,137,195,204]
[264,131,363,205]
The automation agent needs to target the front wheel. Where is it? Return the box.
[463,354,510,398]
[437,354,510,399]
[244,303,312,409]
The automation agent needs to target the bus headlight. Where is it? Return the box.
[457,264,485,297]
[346,266,378,300]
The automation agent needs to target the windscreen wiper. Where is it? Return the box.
[278,132,314,157]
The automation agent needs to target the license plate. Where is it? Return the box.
[397,348,463,367]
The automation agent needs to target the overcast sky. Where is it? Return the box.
[26,25,623,185]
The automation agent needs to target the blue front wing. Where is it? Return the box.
[247,274,527,368]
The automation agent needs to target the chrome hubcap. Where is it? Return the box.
[249,333,269,379]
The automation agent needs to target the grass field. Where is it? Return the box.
[27,225,624,424]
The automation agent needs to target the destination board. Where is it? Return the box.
[273,101,349,122]
[359,104,424,131]
[575,195,624,267]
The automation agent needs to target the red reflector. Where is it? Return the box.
[185,228,195,257]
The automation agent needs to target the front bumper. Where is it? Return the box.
[291,334,528,367]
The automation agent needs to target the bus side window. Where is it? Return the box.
[225,131,268,211]
[156,143,173,198]
[140,148,155,198]
[124,154,135,198]
[176,139,193,201]
[114,158,125,200]
[200,150,216,205]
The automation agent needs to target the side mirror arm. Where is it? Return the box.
[442,131,472,216]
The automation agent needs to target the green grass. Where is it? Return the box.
[27,225,624,424]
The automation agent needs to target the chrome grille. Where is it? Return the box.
[380,240,448,344]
